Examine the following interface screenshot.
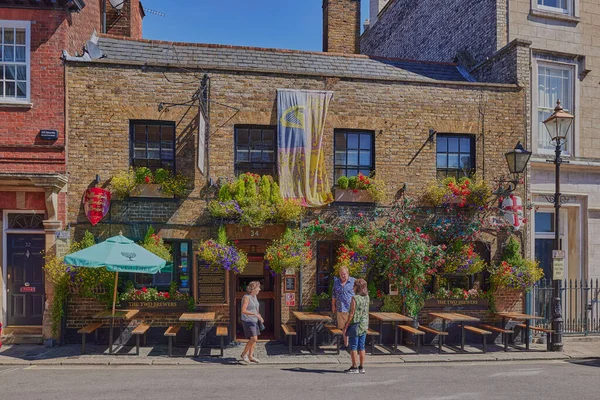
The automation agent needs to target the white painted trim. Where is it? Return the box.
[532,0,573,15]
[0,20,31,103]
[2,209,45,327]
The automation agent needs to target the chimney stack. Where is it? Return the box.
[105,0,144,39]
[369,0,390,26]
[323,0,361,54]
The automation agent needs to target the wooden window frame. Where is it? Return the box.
[129,120,177,172]
[234,125,277,178]
[334,129,375,180]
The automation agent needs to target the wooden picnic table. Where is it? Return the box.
[495,312,545,350]
[428,312,480,351]
[292,311,332,354]
[93,309,140,354]
[179,312,217,357]
[369,312,413,353]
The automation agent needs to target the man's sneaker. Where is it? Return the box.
[241,354,250,364]
[345,366,359,374]
[358,366,366,374]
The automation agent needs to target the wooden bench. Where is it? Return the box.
[216,326,228,357]
[418,325,449,354]
[398,325,425,354]
[366,329,379,355]
[479,324,513,352]
[77,322,104,354]
[164,326,181,357]
[281,324,297,355]
[516,324,555,351]
[464,326,492,353]
[325,325,343,355]
[131,324,150,355]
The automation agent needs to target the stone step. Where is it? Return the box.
[1,334,44,345]
[3,326,43,336]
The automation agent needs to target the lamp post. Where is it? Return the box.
[495,142,532,195]
[542,100,574,352]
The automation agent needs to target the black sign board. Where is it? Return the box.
[197,260,227,304]
[285,276,296,292]
[39,129,59,140]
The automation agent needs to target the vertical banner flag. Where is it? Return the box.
[277,89,334,207]
[198,109,206,175]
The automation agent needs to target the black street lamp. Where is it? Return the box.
[542,99,574,352]
[496,142,532,194]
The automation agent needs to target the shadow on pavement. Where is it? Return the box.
[568,359,600,368]
[282,367,345,374]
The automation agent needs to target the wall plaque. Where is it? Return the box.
[197,260,227,304]
[285,276,296,292]
[39,129,59,140]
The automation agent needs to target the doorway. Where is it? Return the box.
[233,240,280,340]
[6,234,45,326]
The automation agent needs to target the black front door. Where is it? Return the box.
[7,234,45,325]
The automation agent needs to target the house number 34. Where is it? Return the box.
[250,230,260,238]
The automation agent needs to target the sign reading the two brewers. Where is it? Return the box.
[197,260,227,304]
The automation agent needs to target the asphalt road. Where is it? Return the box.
[0,360,598,400]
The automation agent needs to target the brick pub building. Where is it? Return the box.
[0,0,143,344]
[61,0,527,345]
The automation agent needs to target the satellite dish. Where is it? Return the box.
[85,41,104,59]
[109,0,125,10]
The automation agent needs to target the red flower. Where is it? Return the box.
[358,213,363,217]
[352,189,359,193]
[164,292,170,299]
[141,287,148,293]
[144,176,151,184]
[304,241,311,247]
[415,227,421,233]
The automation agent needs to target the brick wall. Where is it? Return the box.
[105,0,143,39]
[323,0,361,53]
[361,0,500,65]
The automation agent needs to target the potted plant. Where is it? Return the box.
[197,226,248,273]
[110,167,189,199]
[264,228,312,274]
[488,236,544,292]
[140,226,172,262]
[334,173,385,203]
[119,281,191,311]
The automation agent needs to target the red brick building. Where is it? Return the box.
[0,0,143,343]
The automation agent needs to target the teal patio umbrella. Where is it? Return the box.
[64,234,167,317]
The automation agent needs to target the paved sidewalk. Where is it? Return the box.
[0,337,597,366]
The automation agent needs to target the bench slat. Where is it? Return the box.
[366,329,379,336]
[281,324,297,336]
[326,325,343,336]
[418,326,449,336]
[77,322,103,334]
[464,326,491,335]
[216,326,228,336]
[164,326,181,337]
[132,324,150,335]
[479,324,513,334]
[516,324,555,333]
[398,325,425,335]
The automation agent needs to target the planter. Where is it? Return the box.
[334,189,374,203]
[119,299,189,312]
[369,299,383,311]
[131,184,173,199]
[318,299,331,310]
[424,297,489,310]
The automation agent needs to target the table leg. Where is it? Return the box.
[313,322,317,354]
[525,320,530,350]
[379,320,383,347]
[394,322,398,353]
[109,319,114,355]
[460,322,465,352]
[194,322,199,357]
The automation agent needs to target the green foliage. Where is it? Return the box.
[348,176,358,189]
[423,176,491,209]
[488,236,544,291]
[306,292,330,312]
[140,226,173,262]
[153,168,170,184]
[217,225,228,245]
[198,230,248,273]
[337,176,349,189]
[264,228,312,274]
[440,240,486,276]
[380,295,403,313]
[110,168,137,200]
[158,172,189,198]
[135,167,153,184]
[208,173,305,227]
[111,167,189,199]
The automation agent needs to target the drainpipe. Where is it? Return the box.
[102,0,107,33]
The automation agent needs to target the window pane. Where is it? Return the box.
[5,65,15,80]
[250,129,262,146]
[0,82,3,96]
[263,129,274,148]
[359,150,371,166]
[134,125,146,140]
[360,134,371,149]
[4,29,14,44]
[535,212,554,233]
[16,65,26,80]
[14,46,25,63]
[437,154,447,168]
[335,132,346,150]
[263,150,274,162]
[347,150,358,166]
[448,154,459,168]
[448,138,459,152]
[16,81,26,98]
[335,151,346,165]
[161,125,175,141]
[3,46,14,62]
[335,168,345,180]
[346,169,359,177]
[15,29,26,45]
[236,150,249,162]
[134,149,146,159]
[250,149,261,162]
[359,169,370,176]
[237,129,249,145]
[347,134,358,149]
[148,125,160,142]
[460,138,471,152]
[5,81,15,96]
[459,155,471,169]
[437,136,447,152]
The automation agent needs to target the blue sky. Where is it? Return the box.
[140,0,370,51]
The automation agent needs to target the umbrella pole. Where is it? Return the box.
[112,271,119,316]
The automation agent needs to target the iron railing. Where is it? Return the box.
[531,279,600,335]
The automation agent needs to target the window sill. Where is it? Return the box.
[530,9,580,24]
[0,101,33,109]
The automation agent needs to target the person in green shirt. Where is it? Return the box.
[343,278,369,374]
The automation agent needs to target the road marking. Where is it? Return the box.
[0,367,20,375]
[489,368,544,377]
[414,394,482,400]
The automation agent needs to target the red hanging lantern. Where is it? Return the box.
[83,188,111,226]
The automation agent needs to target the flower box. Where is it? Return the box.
[119,299,189,312]
[424,298,489,310]
[131,184,173,199]
[334,189,374,203]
